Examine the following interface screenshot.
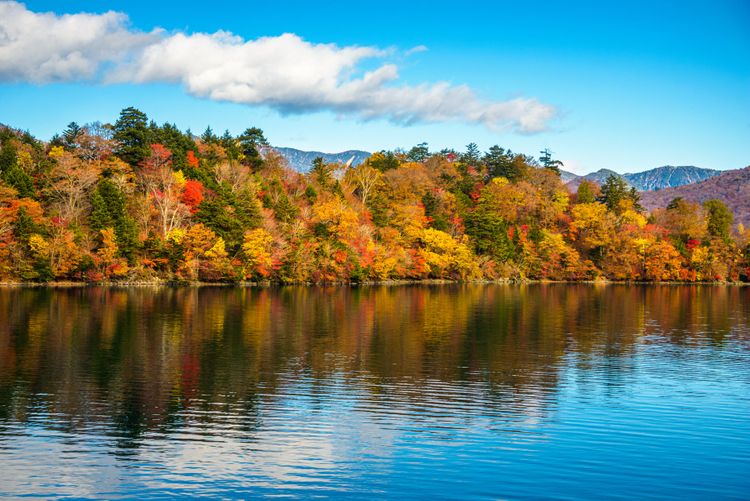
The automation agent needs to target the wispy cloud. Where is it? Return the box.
[0,1,557,133]
[405,44,428,56]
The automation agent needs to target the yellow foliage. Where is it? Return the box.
[28,234,49,258]
[167,228,186,244]
[205,237,227,259]
[311,198,359,242]
[419,228,480,279]
[620,208,647,229]
[172,170,187,190]
[242,228,274,278]
[570,202,615,249]
[97,228,119,264]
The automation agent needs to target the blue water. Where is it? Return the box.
[0,285,748,499]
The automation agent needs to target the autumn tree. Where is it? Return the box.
[46,147,99,224]
[138,144,190,239]
[346,163,381,207]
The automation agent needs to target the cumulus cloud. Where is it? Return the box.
[0,1,557,133]
[0,1,158,82]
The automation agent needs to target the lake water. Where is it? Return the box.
[0,285,748,499]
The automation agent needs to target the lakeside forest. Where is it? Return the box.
[0,108,748,284]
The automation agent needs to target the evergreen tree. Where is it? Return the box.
[238,127,268,169]
[406,142,429,162]
[484,145,524,181]
[539,148,563,175]
[598,175,641,212]
[90,179,138,259]
[113,107,151,166]
[460,143,481,165]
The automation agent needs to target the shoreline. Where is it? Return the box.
[0,279,747,288]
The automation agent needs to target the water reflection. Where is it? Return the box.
[0,285,748,498]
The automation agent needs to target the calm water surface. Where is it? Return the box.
[0,285,748,499]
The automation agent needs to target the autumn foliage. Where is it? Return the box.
[0,111,748,283]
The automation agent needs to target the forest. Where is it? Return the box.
[0,107,748,284]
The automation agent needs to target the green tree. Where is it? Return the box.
[310,157,333,189]
[460,143,481,165]
[576,180,597,204]
[90,179,138,259]
[0,141,34,198]
[483,145,524,181]
[367,151,400,172]
[113,107,151,166]
[598,175,640,213]
[703,198,733,241]
[539,148,563,175]
[238,127,268,169]
[406,142,429,162]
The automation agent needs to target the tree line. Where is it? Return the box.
[0,107,748,283]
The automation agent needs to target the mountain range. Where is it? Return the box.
[565,165,721,191]
[272,147,370,172]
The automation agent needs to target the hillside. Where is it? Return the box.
[273,147,370,172]
[640,166,750,226]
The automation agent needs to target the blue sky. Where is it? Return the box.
[0,0,748,174]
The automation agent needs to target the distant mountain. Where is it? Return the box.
[559,169,579,183]
[624,165,720,191]
[565,165,721,192]
[273,147,371,172]
[640,166,750,226]
[566,169,623,190]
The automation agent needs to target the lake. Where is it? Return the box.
[0,285,748,499]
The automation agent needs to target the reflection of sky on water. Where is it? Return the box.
[0,285,748,498]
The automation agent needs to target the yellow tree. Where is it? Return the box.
[569,202,616,257]
[242,228,275,279]
[97,227,129,278]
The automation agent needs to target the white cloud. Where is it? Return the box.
[0,1,557,133]
[0,1,158,82]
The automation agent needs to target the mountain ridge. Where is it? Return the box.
[272,146,370,172]
[566,165,721,191]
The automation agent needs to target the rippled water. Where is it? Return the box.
[0,285,748,499]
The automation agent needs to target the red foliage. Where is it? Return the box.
[181,180,204,213]
[142,144,172,170]
[686,239,701,250]
[186,150,199,169]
